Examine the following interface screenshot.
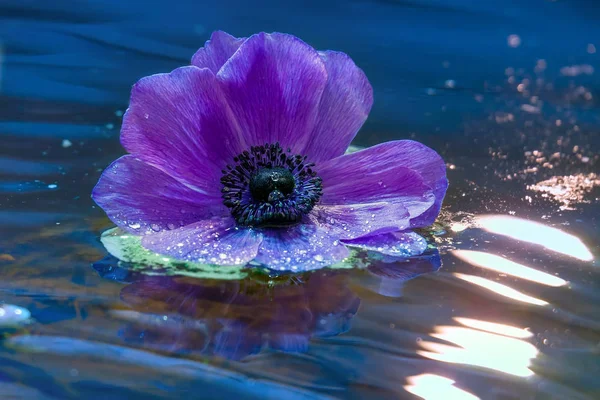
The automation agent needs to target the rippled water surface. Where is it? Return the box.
[1,1,599,399]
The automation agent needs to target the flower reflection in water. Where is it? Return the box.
[93,250,440,361]
[362,249,441,297]
[114,272,359,360]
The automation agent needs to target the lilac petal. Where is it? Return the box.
[217,32,328,153]
[191,31,245,73]
[255,223,350,272]
[141,218,262,266]
[121,66,244,195]
[342,231,428,257]
[309,203,411,240]
[392,141,448,227]
[318,141,445,227]
[92,156,225,234]
[302,51,373,162]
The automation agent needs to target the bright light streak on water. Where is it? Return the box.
[454,273,549,306]
[418,325,538,377]
[453,250,567,287]
[477,215,593,261]
[405,374,480,400]
[454,317,534,339]
[0,304,32,328]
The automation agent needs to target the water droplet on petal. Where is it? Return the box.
[314,254,324,262]
[128,222,141,230]
[150,224,160,232]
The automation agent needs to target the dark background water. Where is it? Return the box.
[0,1,599,399]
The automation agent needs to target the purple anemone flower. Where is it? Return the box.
[92,31,448,272]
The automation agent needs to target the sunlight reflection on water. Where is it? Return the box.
[453,273,549,306]
[405,374,480,400]
[453,317,533,339]
[477,215,593,261]
[418,322,538,377]
[452,250,567,287]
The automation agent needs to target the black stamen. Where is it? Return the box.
[220,143,322,227]
[249,167,295,202]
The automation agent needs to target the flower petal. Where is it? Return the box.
[318,140,445,227]
[255,223,350,272]
[302,51,373,162]
[191,31,245,73]
[391,141,448,227]
[141,218,262,266]
[310,203,411,240]
[342,231,428,257]
[217,32,328,153]
[121,66,244,195]
[92,156,225,234]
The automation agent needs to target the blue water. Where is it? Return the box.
[1,1,599,399]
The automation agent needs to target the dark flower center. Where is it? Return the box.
[221,143,322,227]
[249,167,295,202]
